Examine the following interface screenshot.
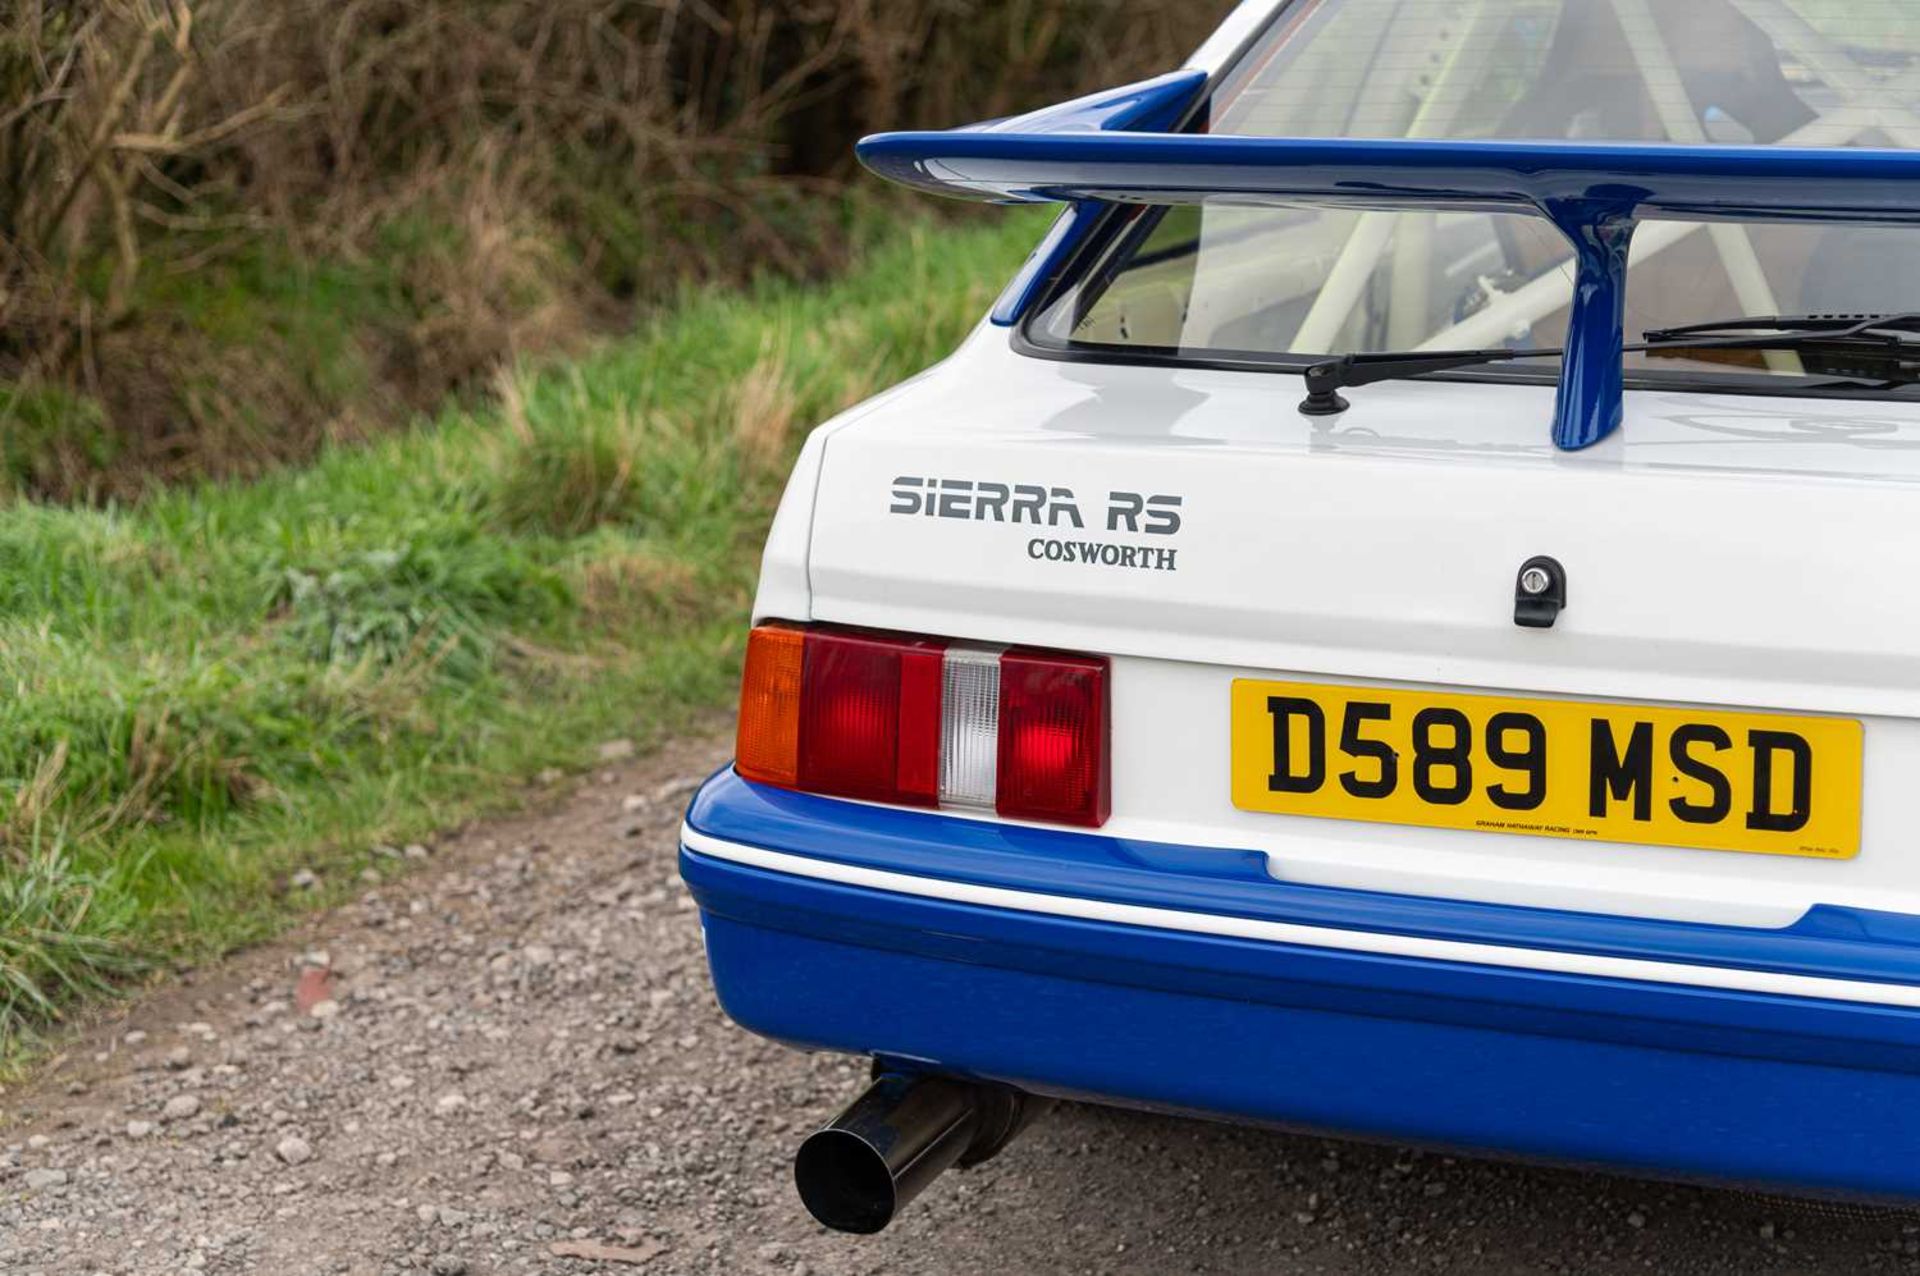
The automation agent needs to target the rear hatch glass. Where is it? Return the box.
[1029,0,1920,401]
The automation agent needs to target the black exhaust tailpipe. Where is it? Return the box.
[794,1072,1038,1233]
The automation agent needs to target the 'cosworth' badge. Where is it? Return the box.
[888,477,1183,572]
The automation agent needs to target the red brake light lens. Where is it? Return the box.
[996,648,1110,827]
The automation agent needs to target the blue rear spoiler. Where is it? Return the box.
[858,71,1920,450]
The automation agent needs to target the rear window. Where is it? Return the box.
[1028,0,1920,390]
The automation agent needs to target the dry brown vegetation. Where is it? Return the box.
[0,0,1222,499]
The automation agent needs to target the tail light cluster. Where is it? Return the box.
[736,622,1110,828]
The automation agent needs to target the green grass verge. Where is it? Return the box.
[0,209,1048,1064]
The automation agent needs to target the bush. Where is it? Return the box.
[0,0,1228,498]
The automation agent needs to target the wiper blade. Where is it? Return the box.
[1641,312,1920,346]
[1300,347,1558,415]
[1638,313,1920,389]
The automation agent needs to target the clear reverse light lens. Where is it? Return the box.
[939,644,1002,809]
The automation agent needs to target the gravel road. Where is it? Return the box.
[6,732,1920,1276]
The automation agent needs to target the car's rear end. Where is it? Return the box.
[681,0,1920,1222]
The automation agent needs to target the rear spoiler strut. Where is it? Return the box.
[857,71,1920,451]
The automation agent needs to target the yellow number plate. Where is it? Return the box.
[1229,681,1862,859]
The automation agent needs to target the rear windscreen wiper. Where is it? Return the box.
[1299,313,1920,414]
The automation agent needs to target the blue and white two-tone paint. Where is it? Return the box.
[682,0,1920,1225]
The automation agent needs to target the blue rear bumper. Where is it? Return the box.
[681,769,1920,1200]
